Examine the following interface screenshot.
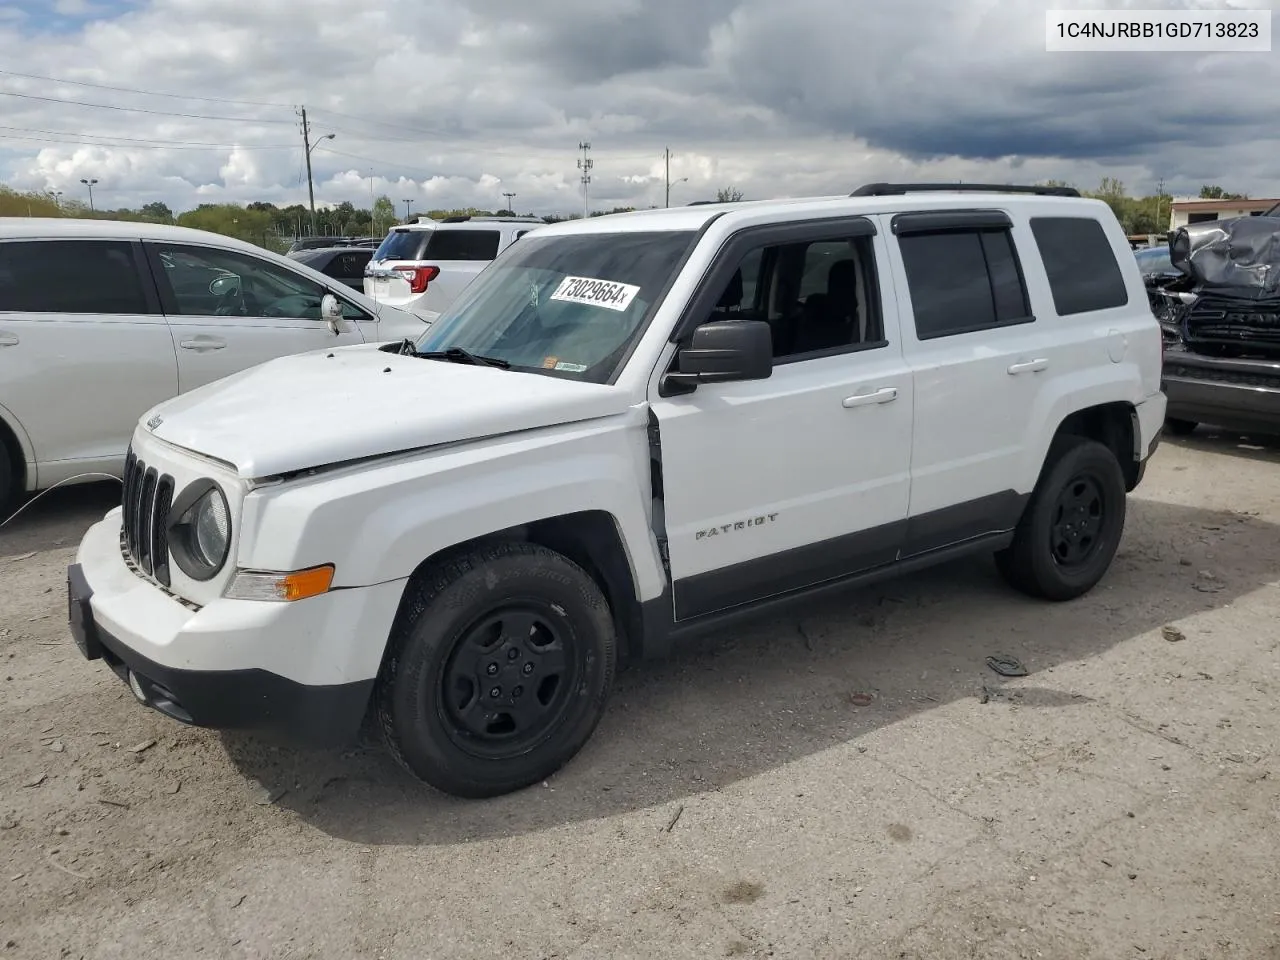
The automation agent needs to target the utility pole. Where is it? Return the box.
[298,106,335,237]
[577,141,592,218]
[1155,176,1166,232]
[502,191,516,213]
[300,107,316,236]
[665,147,670,208]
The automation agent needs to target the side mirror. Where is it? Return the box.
[662,319,773,393]
[320,293,344,335]
[209,274,240,298]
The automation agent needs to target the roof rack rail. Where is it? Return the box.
[850,182,1081,198]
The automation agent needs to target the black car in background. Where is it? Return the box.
[287,246,374,291]
[286,236,380,255]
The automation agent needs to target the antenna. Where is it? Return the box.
[577,141,593,218]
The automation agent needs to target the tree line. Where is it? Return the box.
[1037,180,1251,235]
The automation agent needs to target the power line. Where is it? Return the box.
[0,88,295,123]
[0,68,294,108]
[0,124,295,149]
[0,132,294,152]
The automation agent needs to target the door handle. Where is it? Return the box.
[842,387,898,408]
[0,332,18,347]
[1007,358,1049,375]
[179,337,227,352]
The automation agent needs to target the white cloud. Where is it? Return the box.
[0,0,1277,219]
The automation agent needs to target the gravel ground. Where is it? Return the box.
[1,429,1279,960]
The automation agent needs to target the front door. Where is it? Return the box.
[144,242,366,394]
[650,217,915,621]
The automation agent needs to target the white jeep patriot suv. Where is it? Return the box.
[68,183,1167,798]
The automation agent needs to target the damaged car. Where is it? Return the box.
[1147,213,1280,437]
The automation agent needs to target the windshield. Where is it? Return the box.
[414,230,697,383]
[1134,247,1175,275]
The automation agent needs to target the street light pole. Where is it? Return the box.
[402,199,414,222]
[80,178,98,212]
[502,191,515,213]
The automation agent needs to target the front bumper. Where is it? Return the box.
[69,509,407,748]
[1161,352,1280,435]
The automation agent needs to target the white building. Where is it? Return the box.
[1169,197,1280,230]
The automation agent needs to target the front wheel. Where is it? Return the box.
[376,541,617,798]
[996,436,1127,602]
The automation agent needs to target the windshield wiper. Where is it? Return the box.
[415,346,511,369]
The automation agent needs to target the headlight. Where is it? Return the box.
[169,480,231,581]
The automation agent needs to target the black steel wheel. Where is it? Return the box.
[376,541,616,798]
[438,604,580,759]
[996,436,1127,601]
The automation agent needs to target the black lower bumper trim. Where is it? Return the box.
[67,563,374,749]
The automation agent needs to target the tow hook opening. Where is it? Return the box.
[125,669,195,725]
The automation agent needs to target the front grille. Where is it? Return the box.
[120,449,176,587]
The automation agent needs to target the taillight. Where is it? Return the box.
[393,265,439,294]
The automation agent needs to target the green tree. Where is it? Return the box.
[372,195,396,235]
[140,201,173,222]
[1199,185,1247,201]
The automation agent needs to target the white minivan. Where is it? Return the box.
[364,215,543,321]
[0,218,426,512]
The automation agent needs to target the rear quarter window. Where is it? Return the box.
[374,229,430,262]
[1030,216,1129,316]
[424,229,500,261]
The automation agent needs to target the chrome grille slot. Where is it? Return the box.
[137,468,158,575]
[119,450,176,585]
[152,476,174,586]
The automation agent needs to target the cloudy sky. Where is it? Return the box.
[0,0,1276,217]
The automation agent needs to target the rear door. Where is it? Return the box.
[0,238,177,479]
[885,209,1059,555]
[144,242,366,394]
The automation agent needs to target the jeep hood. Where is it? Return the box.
[145,344,632,478]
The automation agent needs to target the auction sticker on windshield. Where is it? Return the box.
[550,276,641,312]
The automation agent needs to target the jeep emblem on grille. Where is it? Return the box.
[146,414,163,430]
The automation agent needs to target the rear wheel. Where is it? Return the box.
[376,541,616,798]
[996,436,1127,601]
[1166,418,1198,436]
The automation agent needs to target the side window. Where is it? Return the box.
[1029,217,1129,316]
[424,230,501,260]
[0,239,149,314]
[706,234,884,360]
[898,228,1031,340]
[151,244,332,321]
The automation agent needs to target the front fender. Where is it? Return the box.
[236,414,666,603]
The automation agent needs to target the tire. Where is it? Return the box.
[1166,418,1197,437]
[375,541,617,798]
[995,436,1127,602]
[0,441,14,523]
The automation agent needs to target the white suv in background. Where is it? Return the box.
[0,218,425,513]
[364,215,544,321]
